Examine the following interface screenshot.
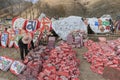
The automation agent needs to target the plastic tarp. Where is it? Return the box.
[52,16,87,40]
[88,17,111,33]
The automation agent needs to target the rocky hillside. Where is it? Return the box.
[0,0,120,19]
[39,0,120,19]
[0,0,32,18]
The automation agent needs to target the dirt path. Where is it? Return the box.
[0,78,8,80]
[75,47,106,80]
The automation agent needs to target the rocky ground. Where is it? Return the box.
[0,46,108,80]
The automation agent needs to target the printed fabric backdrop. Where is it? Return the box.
[52,16,87,40]
[88,17,111,33]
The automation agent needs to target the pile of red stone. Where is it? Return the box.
[18,46,50,80]
[18,42,80,80]
[84,39,120,74]
[38,42,80,80]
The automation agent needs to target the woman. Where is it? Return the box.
[18,33,34,60]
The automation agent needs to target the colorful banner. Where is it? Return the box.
[8,29,15,48]
[88,18,111,33]
[14,35,22,48]
[10,61,26,75]
[26,20,38,32]
[1,32,9,48]
[7,29,21,48]
[12,18,26,30]
[40,17,52,34]
[0,56,13,71]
